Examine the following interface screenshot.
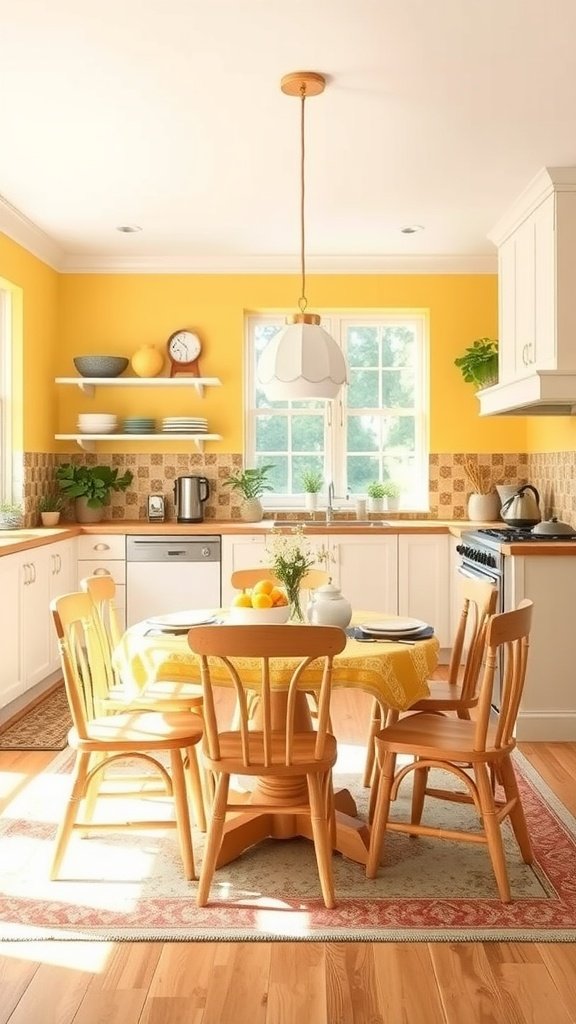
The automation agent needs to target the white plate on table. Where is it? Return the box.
[146,609,217,630]
[359,617,428,635]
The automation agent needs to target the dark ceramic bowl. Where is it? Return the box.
[73,356,129,378]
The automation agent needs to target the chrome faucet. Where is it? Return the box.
[326,481,335,523]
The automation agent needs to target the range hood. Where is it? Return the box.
[478,372,576,416]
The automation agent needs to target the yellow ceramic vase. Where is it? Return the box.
[131,345,165,378]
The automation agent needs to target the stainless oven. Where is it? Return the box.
[456,532,505,709]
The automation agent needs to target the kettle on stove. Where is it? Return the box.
[499,484,541,528]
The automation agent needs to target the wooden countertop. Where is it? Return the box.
[3,519,576,555]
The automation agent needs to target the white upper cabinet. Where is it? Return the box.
[479,166,576,416]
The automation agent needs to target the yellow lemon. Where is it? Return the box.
[252,579,274,596]
[252,592,273,609]
[232,591,252,608]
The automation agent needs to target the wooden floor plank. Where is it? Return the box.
[372,943,447,1023]
[201,943,271,1024]
[495,963,576,1024]
[267,943,326,1024]
[0,947,41,1024]
[537,944,576,1022]
[3,960,95,1024]
[429,943,523,1024]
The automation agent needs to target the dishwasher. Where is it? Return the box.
[126,535,221,626]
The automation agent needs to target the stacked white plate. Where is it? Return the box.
[161,417,208,433]
[77,413,118,434]
[358,617,429,638]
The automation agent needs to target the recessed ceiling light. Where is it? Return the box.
[116,224,142,233]
[401,224,424,234]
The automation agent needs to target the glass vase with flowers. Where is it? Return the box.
[265,527,316,622]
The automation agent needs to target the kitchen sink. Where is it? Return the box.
[271,519,391,529]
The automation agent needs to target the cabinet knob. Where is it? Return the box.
[94,543,110,551]
[94,568,111,576]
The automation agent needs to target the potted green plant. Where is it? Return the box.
[38,493,65,527]
[300,468,323,511]
[0,501,24,530]
[55,464,133,523]
[366,481,386,513]
[381,480,401,511]
[223,464,275,523]
[454,337,499,389]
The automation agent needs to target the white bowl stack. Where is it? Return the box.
[77,413,118,434]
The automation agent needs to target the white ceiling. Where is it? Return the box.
[1,0,576,273]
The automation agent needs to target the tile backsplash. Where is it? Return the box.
[20,449,576,525]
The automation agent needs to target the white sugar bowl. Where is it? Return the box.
[307,579,352,628]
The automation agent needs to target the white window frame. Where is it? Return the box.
[0,286,13,504]
[245,310,430,510]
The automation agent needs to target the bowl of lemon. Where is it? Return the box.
[229,579,291,624]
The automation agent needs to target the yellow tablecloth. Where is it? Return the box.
[116,613,439,713]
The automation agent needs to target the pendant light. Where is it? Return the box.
[257,71,347,401]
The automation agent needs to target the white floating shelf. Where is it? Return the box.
[55,376,222,397]
[55,433,222,452]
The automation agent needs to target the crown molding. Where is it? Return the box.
[58,252,497,275]
[0,195,64,269]
[0,196,496,275]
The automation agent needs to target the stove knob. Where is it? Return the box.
[488,553,496,568]
[456,544,464,555]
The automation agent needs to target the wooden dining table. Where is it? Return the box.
[115,613,439,867]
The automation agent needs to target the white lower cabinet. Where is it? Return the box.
[0,552,24,708]
[20,547,52,692]
[328,534,398,615]
[48,538,77,672]
[221,534,268,607]
[77,533,127,629]
[398,534,451,647]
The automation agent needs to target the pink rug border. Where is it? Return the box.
[2,749,576,942]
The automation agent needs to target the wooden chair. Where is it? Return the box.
[50,591,204,881]
[366,600,534,903]
[187,623,347,909]
[80,573,207,830]
[363,577,498,787]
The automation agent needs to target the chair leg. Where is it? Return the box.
[474,762,512,903]
[307,772,336,909]
[362,699,382,787]
[170,749,196,881]
[366,750,396,879]
[498,755,534,864]
[186,745,207,833]
[410,762,429,828]
[50,751,91,880]
[197,772,230,907]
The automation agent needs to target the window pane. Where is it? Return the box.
[257,456,287,493]
[348,368,379,409]
[381,326,415,367]
[383,415,415,450]
[255,414,288,451]
[347,415,379,452]
[347,455,380,493]
[347,326,378,366]
[381,368,415,408]
[293,456,324,491]
[256,387,288,410]
[292,415,325,452]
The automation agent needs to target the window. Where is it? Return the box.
[245,312,429,509]
[0,286,13,503]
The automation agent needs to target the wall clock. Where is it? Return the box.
[166,329,202,377]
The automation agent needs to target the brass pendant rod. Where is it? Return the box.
[299,87,307,314]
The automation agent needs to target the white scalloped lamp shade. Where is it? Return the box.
[257,319,347,400]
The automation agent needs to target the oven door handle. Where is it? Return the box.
[457,563,498,583]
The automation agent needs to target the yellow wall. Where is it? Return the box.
[0,234,59,451]
[526,416,576,452]
[0,235,528,454]
[57,271,526,454]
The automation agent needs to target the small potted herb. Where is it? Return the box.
[381,480,401,511]
[223,464,275,522]
[367,481,386,513]
[300,468,323,511]
[55,464,133,523]
[454,337,498,389]
[38,493,65,527]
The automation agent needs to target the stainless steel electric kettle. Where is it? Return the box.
[173,475,210,523]
[499,484,541,528]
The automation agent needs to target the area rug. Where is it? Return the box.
[0,686,70,751]
[1,746,575,942]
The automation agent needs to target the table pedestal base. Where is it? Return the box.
[215,785,371,868]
